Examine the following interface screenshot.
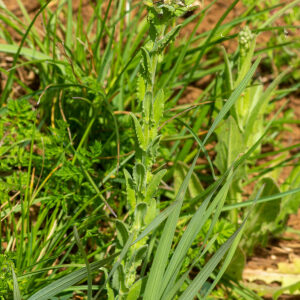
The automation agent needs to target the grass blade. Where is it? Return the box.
[11,266,22,300]
[260,0,300,29]
[203,57,261,145]
[222,187,300,211]
[28,255,118,300]
[73,226,92,300]
[143,150,200,300]
[1,1,50,104]
[178,218,248,300]
[160,173,232,298]
[203,186,264,298]
[176,118,216,180]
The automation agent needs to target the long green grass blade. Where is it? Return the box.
[143,150,200,300]
[176,118,216,179]
[204,186,264,298]
[12,267,21,300]
[1,2,50,104]
[73,226,92,300]
[0,44,53,61]
[178,218,248,300]
[203,57,261,145]
[160,174,232,298]
[162,235,218,300]
[28,255,118,300]
[65,0,73,49]
[260,0,300,29]
[223,187,300,211]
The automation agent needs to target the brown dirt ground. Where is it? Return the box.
[1,0,300,299]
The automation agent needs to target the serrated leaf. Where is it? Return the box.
[144,198,157,226]
[145,169,167,203]
[127,277,146,300]
[135,202,148,229]
[141,47,152,81]
[151,25,182,53]
[112,264,126,292]
[130,113,146,151]
[133,163,146,195]
[116,220,129,248]
[134,245,148,263]
[124,169,136,211]
[143,91,152,123]
[152,89,165,124]
[137,74,146,102]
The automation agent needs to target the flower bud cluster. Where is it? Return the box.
[239,26,255,57]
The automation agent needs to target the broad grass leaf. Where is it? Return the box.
[225,247,246,280]
[245,69,290,148]
[162,236,218,300]
[273,281,300,300]
[97,26,115,83]
[222,187,300,212]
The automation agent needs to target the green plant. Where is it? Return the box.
[0,0,299,299]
